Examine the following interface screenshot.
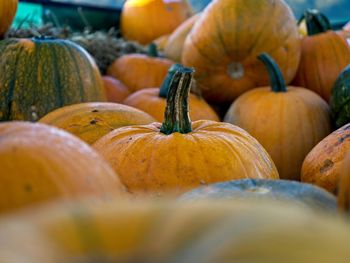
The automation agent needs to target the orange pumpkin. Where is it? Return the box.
[0,0,17,37]
[124,64,219,122]
[0,122,126,213]
[93,65,278,197]
[164,13,200,62]
[182,0,301,104]
[224,54,331,181]
[107,47,174,93]
[301,123,350,194]
[39,102,156,145]
[121,0,192,45]
[337,151,350,211]
[102,76,131,103]
[292,10,350,102]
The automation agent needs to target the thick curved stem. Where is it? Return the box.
[258,53,287,93]
[160,65,194,135]
[299,9,332,36]
[159,64,183,98]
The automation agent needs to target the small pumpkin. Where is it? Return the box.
[163,13,200,62]
[182,0,301,104]
[0,37,106,121]
[224,53,331,181]
[0,0,17,37]
[93,65,278,197]
[123,64,219,122]
[121,0,193,45]
[102,76,131,103]
[180,179,337,211]
[330,64,350,128]
[292,10,350,102]
[301,123,350,194]
[39,102,156,145]
[107,44,174,93]
[0,122,126,214]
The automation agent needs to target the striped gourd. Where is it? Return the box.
[0,37,106,121]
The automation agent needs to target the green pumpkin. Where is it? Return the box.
[0,37,106,121]
[330,65,350,128]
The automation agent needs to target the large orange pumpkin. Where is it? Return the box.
[224,54,331,181]
[301,123,350,194]
[292,10,350,102]
[0,122,126,214]
[124,64,219,122]
[93,65,278,197]
[182,0,301,104]
[39,102,156,145]
[121,0,192,45]
[107,47,174,93]
[0,0,17,37]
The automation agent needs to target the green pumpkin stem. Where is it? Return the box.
[258,53,286,93]
[159,64,183,98]
[160,65,194,135]
[148,43,159,57]
[298,9,332,36]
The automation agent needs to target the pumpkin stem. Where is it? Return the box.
[298,9,332,36]
[159,64,183,98]
[258,53,286,93]
[160,65,194,135]
[148,43,159,57]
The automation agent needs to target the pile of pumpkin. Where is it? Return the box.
[2,0,350,261]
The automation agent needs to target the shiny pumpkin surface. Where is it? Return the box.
[102,76,131,103]
[0,0,17,36]
[93,120,278,196]
[301,124,350,194]
[292,31,350,102]
[123,88,219,122]
[225,87,331,180]
[39,102,156,145]
[0,122,126,214]
[0,38,106,121]
[1,199,350,263]
[182,0,301,103]
[107,54,174,93]
[121,0,192,44]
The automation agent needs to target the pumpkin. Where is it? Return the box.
[337,151,350,211]
[102,76,131,103]
[0,0,17,37]
[292,10,350,102]
[301,123,350,194]
[224,53,331,181]
[163,13,200,62]
[0,37,106,121]
[153,34,170,51]
[330,65,350,128]
[121,0,193,45]
[123,64,219,122]
[1,199,350,263]
[180,179,337,212]
[0,122,126,214]
[182,0,301,104]
[107,45,174,93]
[93,65,278,197]
[39,102,156,145]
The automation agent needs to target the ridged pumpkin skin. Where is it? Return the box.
[330,65,350,128]
[182,0,301,103]
[124,88,220,122]
[102,76,131,103]
[121,0,192,45]
[180,179,337,212]
[0,0,17,36]
[0,122,126,214]
[164,13,200,62]
[0,38,106,121]
[107,54,174,93]
[39,102,156,145]
[301,124,350,194]
[1,199,350,263]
